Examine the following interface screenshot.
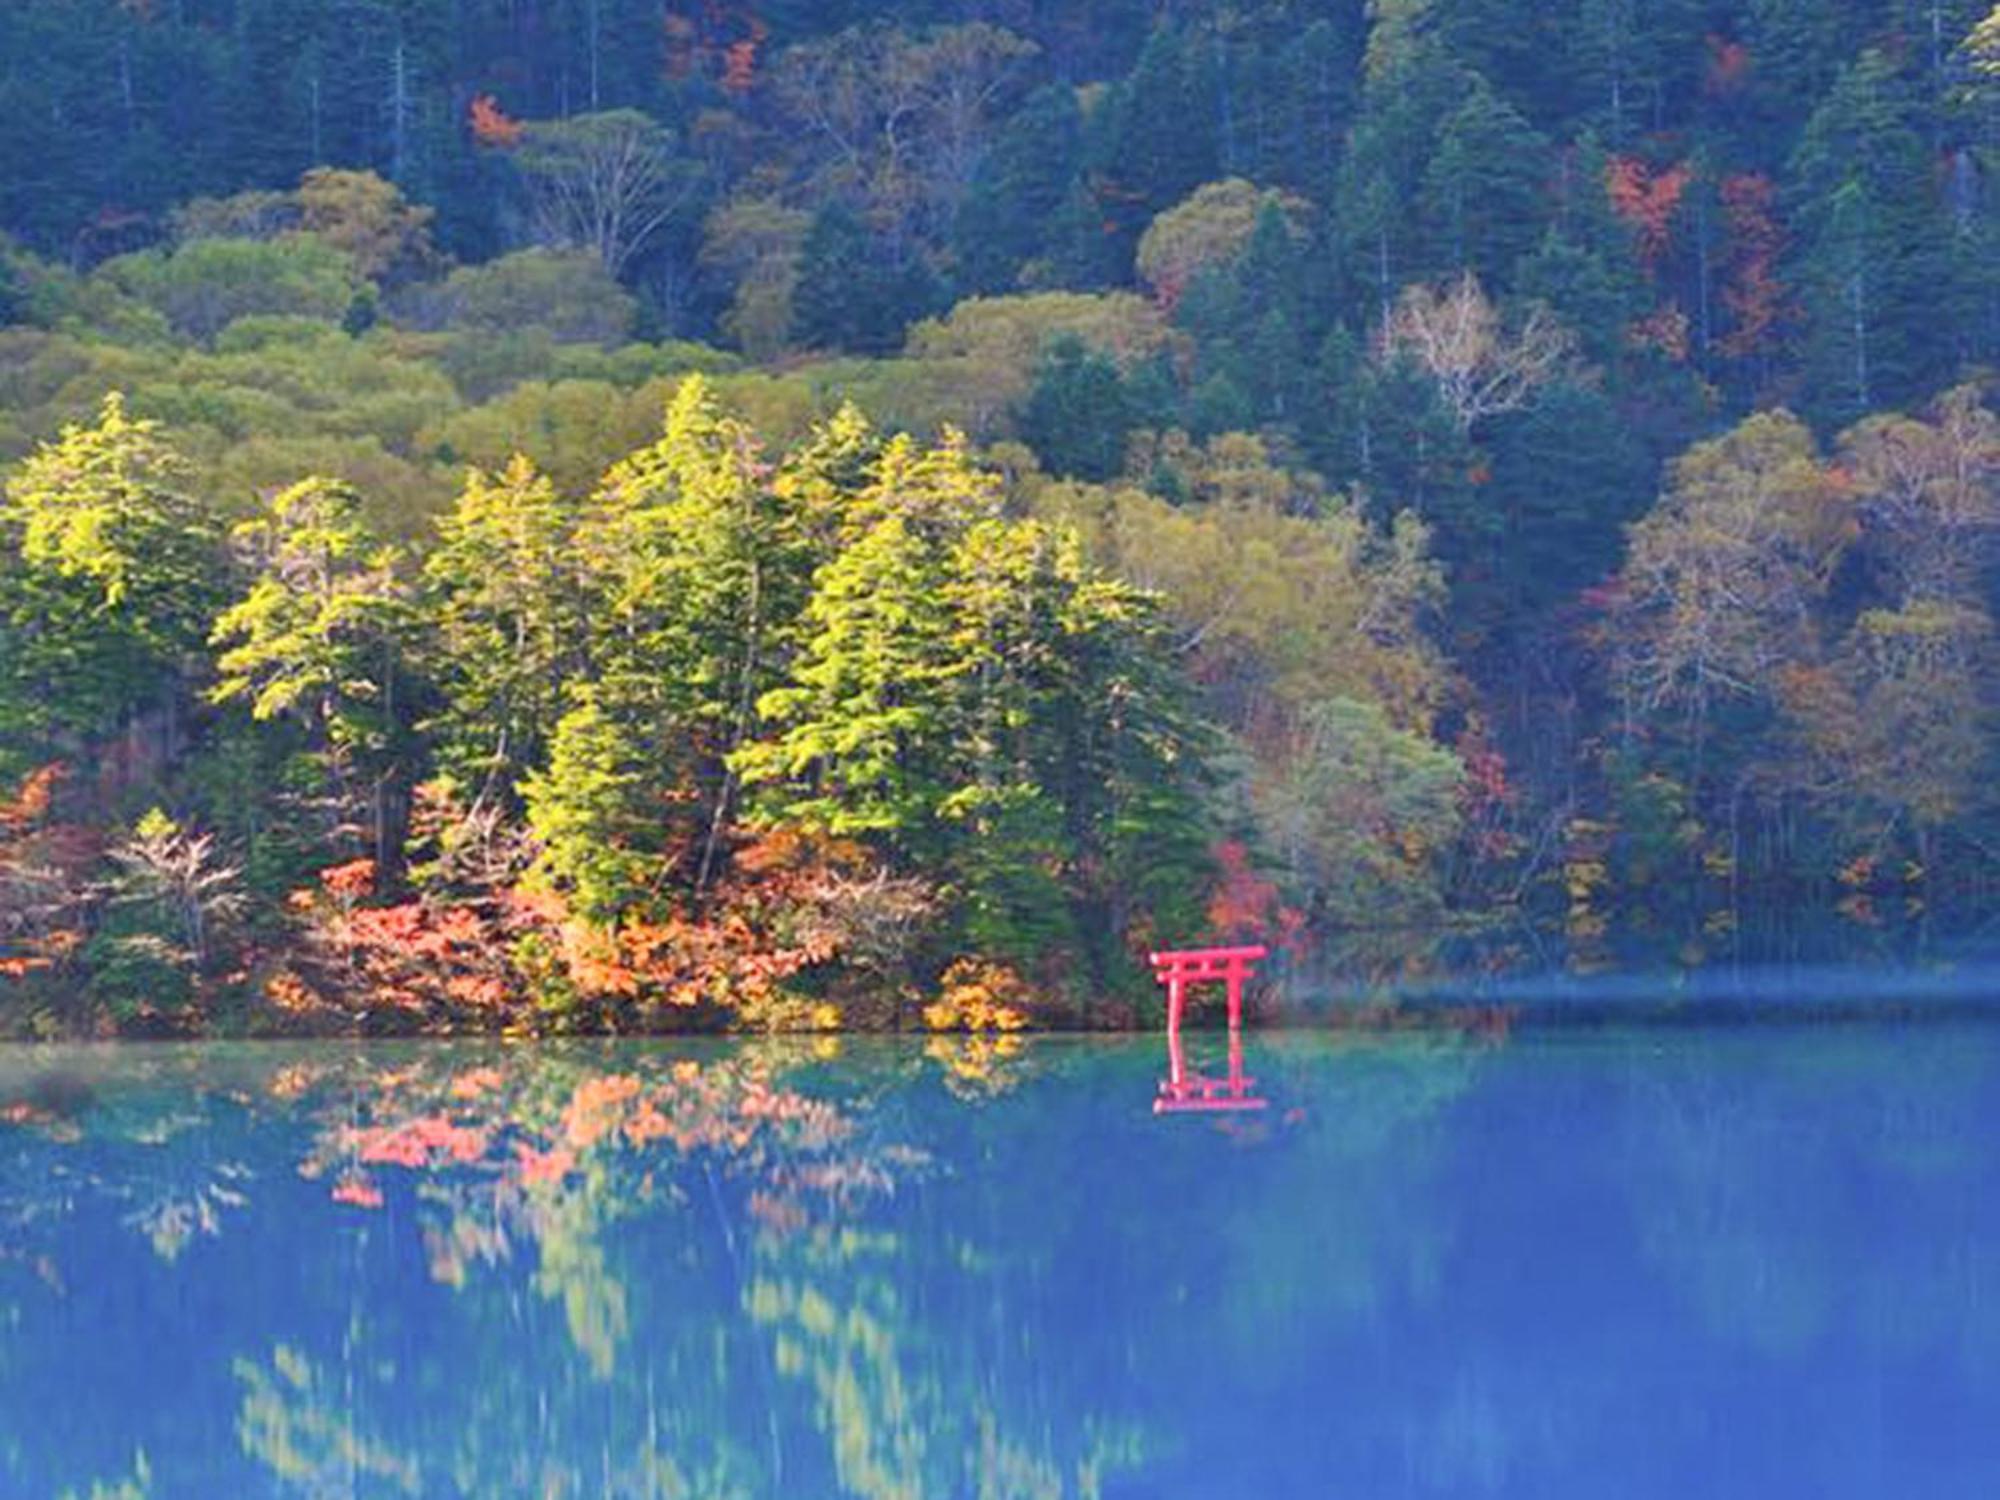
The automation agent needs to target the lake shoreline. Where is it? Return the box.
[13,990,2000,1045]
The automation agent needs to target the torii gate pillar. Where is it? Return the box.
[1149,944,1269,1113]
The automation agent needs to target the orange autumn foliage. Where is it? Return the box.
[1704,35,1752,96]
[562,1073,643,1147]
[1,763,99,990]
[535,832,900,1020]
[515,1143,577,1185]
[263,971,325,1015]
[468,93,524,147]
[330,1175,385,1209]
[448,1067,505,1100]
[1605,156,1691,274]
[352,1113,490,1167]
[1629,302,1691,361]
[319,858,378,902]
[285,1054,882,1269]
[1205,840,1304,953]
[722,39,759,93]
[1455,716,1521,861]
[0,764,63,832]
[922,958,1033,1032]
[664,3,767,90]
[281,872,519,1030]
[1719,173,1788,359]
[748,1188,809,1235]
[253,802,927,1033]
[267,1064,320,1100]
[733,827,867,877]
[565,909,826,1008]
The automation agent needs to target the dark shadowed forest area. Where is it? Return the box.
[2,0,1999,1036]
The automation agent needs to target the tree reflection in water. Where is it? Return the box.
[13,1024,2000,1499]
[0,1040,1156,1498]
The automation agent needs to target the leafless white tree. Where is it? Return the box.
[516,110,703,278]
[1840,385,2000,603]
[1376,271,1578,432]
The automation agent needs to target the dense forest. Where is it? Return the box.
[2,0,1999,1035]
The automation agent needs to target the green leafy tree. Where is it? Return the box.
[96,236,364,343]
[951,84,1085,294]
[701,195,812,360]
[1258,697,1466,927]
[741,435,1215,970]
[1093,25,1221,239]
[735,429,1001,859]
[904,290,1177,437]
[1027,529,1215,965]
[938,518,1079,960]
[521,689,665,925]
[1419,77,1553,283]
[1515,223,1647,371]
[771,21,1040,254]
[771,400,887,544]
[412,250,639,345]
[1839,385,2000,603]
[294,167,439,284]
[1478,380,1654,630]
[0,394,221,764]
[1807,602,1995,844]
[790,202,940,354]
[1746,0,1896,123]
[576,375,809,892]
[1609,410,1851,763]
[174,167,438,285]
[1972,2,2000,70]
[1016,335,1137,482]
[1136,179,1306,306]
[209,476,410,864]
[1042,178,1130,289]
[737,510,959,854]
[0,248,20,325]
[423,455,590,799]
[1789,50,1950,423]
[1263,19,1363,204]
[1332,39,1465,320]
[1172,201,1316,428]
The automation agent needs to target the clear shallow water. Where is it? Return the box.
[4,1026,2000,1498]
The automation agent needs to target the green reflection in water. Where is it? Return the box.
[11,1024,1997,1499]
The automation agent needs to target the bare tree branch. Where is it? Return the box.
[515,110,703,278]
[1376,272,1578,432]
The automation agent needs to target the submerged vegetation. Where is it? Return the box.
[3,0,2000,1032]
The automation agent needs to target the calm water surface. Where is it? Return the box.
[4,1025,2000,1498]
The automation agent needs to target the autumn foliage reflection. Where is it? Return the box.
[297,1048,899,1235]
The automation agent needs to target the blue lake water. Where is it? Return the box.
[5,1025,2000,1498]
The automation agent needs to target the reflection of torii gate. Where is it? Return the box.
[1150,945,1269,1114]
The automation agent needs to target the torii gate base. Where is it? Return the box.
[1150,944,1269,1115]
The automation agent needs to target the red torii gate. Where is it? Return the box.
[1149,944,1268,1114]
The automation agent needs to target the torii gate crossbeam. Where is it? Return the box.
[1149,944,1268,1114]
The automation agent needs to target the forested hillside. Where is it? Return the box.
[2,0,1998,1034]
